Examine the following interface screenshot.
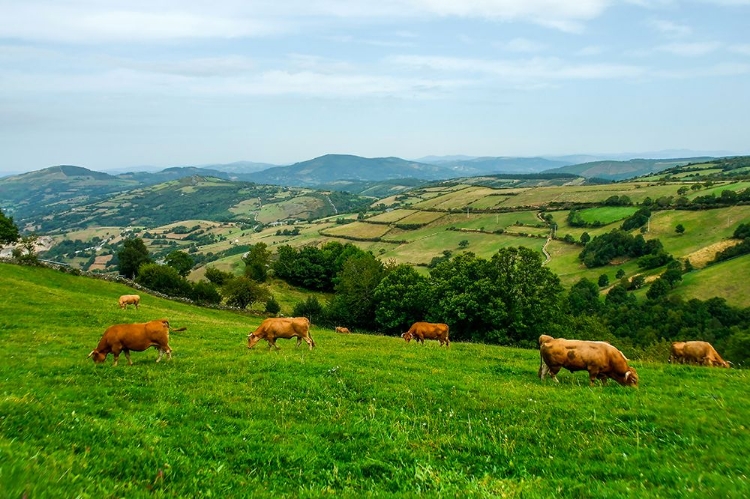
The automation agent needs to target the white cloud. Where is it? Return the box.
[388,55,645,82]
[648,19,692,38]
[0,0,613,44]
[497,38,547,53]
[658,42,722,56]
[728,44,750,55]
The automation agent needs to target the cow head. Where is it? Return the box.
[401,332,413,343]
[713,359,731,368]
[247,334,261,349]
[624,368,639,387]
[88,350,107,363]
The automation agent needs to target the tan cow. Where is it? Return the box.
[671,341,730,368]
[88,318,186,366]
[402,322,450,347]
[335,326,351,334]
[248,317,315,350]
[538,334,638,387]
[118,294,141,310]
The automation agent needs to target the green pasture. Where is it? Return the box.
[543,240,643,289]
[396,210,448,225]
[1,263,749,497]
[256,196,324,224]
[365,209,417,223]
[411,186,494,210]
[686,180,750,200]
[647,205,750,259]
[673,256,750,308]
[576,206,639,225]
[506,183,685,207]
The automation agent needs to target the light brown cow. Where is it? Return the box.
[538,334,638,387]
[335,326,351,334]
[248,317,315,350]
[88,318,186,366]
[670,341,730,368]
[402,322,450,347]
[118,294,141,310]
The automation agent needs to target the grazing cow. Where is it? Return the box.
[671,341,730,368]
[118,294,141,310]
[335,326,351,334]
[538,334,638,387]
[248,317,315,350]
[669,341,687,364]
[401,322,450,347]
[88,318,186,366]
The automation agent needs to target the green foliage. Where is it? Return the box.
[273,242,368,292]
[647,278,671,301]
[734,223,750,240]
[675,223,685,234]
[291,295,325,324]
[11,235,40,266]
[0,208,20,245]
[136,263,192,298]
[222,276,270,309]
[598,274,609,287]
[117,237,152,279]
[190,279,222,305]
[621,207,651,231]
[580,229,668,268]
[164,250,194,277]
[373,265,430,334]
[327,253,385,330]
[568,278,602,316]
[243,242,271,282]
[204,266,234,286]
[265,295,281,315]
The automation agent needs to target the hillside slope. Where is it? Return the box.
[0,263,748,496]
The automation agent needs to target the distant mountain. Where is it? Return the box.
[542,157,715,181]
[432,156,573,174]
[245,154,455,186]
[0,165,139,223]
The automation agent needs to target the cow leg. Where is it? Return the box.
[124,350,133,366]
[155,348,164,363]
[304,336,314,350]
[296,337,302,347]
[549,367,561,383]
[269,339,280,351]
[538,361,550,380]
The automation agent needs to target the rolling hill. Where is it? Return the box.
[542,157,714,181]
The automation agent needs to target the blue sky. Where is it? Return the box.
[1,0,749,174]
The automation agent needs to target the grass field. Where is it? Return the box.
[1,263,749,497]
[576,206,639,225]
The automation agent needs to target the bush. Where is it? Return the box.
[136,263,192,298]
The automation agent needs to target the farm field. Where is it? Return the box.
[1,263,749,497]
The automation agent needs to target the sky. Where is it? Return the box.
[1,0,749,174]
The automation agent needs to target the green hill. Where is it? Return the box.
[1,263,749,496]
[543,157,713,180]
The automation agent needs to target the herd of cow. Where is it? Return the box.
[90,294,731,385]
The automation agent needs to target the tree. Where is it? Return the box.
[136,263,192,297]
[580,232,591,244]
[373,265,430,334]
[616,268,626,279]
[191,280,222,304]
[598,274,610,288]
[646,278,671,300]
[265,296,281,315]
[165,250,194,277]
[292,296,325,324]
[118,238,152,279]
[205,266,234,286]
[458,239,470,248]
[675,224,685,235]
[222,276,270,309]
[243,242,271,282]
[327,253,385,329]
[12,235,39,265]
[568,278,602,316]
[0,209,20,245]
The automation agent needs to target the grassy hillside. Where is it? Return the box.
[1,263,750,497]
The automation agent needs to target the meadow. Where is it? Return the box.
[1,263,749,498]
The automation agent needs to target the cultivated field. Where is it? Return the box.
[1,263,749,497]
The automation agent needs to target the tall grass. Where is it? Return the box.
[1,263,749,497]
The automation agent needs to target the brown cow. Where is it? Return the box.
[248,317,315,350]
[88,318,185,366]
[402,322,450,347]
[118,294,141,310]
[538,335,638,387]
[671,341,730,368]
[335,326,351,334]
